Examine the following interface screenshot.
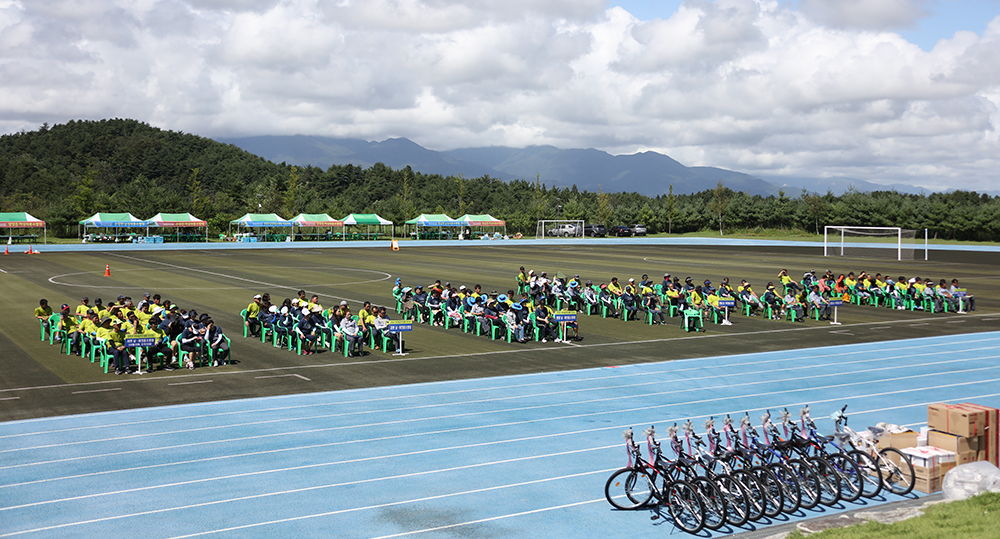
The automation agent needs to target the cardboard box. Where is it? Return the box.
[901,446,956,468]
[878,430,919,450]
[928,403,986,437]
[957,450,977,465]
[927,430,981,455]
[913,461,956,481]
[914,475,942,494]
[961,403,998,467]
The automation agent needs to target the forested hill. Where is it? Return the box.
[1,119,998,241]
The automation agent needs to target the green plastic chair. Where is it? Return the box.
[681,309,703,332]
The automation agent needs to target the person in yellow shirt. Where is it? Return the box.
[75,297,92,319]
[59,311,82,355]
[145,314,175,371]
[607,277,623,298]
[35,299,54,330]
[245,294,262,338]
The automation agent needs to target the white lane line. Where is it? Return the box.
[167,381,213,386]
[9,336,985,441]
[6,347,997,456]
[3,314,996,399]
[870,326,891,330]
[947,320,966,324]
[70,388,121,395]
[254,374,311,381]
[0,397,20,401]
[909,323,929,327]
[984,318,998,321]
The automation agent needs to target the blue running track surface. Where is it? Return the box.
[2,332,999,538]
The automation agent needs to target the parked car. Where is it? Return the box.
[547,224,580,237]
[630,224,647,236]
[610,225,632,237]
[583,224,606,237]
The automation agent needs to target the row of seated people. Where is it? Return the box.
[392,279,578,342]
[828,272,974,313]
[34,294,230,374]
[242,292,401,356]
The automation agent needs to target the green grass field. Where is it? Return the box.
[1,242,997,421]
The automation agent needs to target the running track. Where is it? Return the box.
[2,332,999,538]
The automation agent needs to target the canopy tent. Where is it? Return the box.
[457,214,507,239]
[291,213,344,241]
[229,213,294,242]
[403,213,460,240]
[341,213,393,241]
[78,212,148,242]
[147,213,208,242]
[0,212,46,244]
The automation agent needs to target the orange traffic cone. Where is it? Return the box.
[390,239,399,251]
[104,264,111,277]
[3,244,8,255]
[24,245,31,254]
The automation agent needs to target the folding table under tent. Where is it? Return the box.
[457,213,506,239]
[229,213,294,242]
[291,213,345,241]
[404,214,460,240]
[79,212,149,242]
[147,213,208,243]
[341,213,393,241]
[0,212,46,244]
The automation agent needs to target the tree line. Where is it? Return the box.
[1,119,998,241]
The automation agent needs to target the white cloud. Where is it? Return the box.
[1,0,1000,192]
[799,0,929,30]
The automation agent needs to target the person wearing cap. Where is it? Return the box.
[372,307,398,351]
[105,318,131,374]
[412,285,430,323]
[661,273,672,290]
[426,291,443,327]
[505,302,527,342]
[778,269,801,295]
[643,289,666,325]
[705,286,730,325]
[620,284,639,321]
[599,283,619,318]
[180,319,207,369]
[564,280,583,312]
[245,294,263,338]
[623,278,638,296]
[762,282,782,316]
[294,308,318,355]
[482,294,502,336]
[75,297,91,320]
[340,308,363,357]
[808,285,832,320]
[737,280,762,315]
[58,310,82,355]
[445,289,463,326]
[582,280,599,314]
[136,293,152,312]
[783,287,805,321]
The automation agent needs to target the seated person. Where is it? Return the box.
[783,291,805,320]
[295,308,318,355]
[807,285,832,320]
[427,291,444,326]
[532,299,563,343]
[582,281,599,311]
[373,307,399,351]
[506,302,528,342]
[922,278,943,312]
[340,310,363,356]
[412,285,430,322]
[738,280,762,315]
[599,284,619,318]
[59,311,82,355]
[705,286,731,325]
[950,279,976,311]
[762,283,782,314]
[35,299,54,332]
[643,291,665,325]
[205,318,229,365]
[778,270,800,293]
[935,279,960,312]
[620,290,639,321]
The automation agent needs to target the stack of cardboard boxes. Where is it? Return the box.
[897,403,999,493]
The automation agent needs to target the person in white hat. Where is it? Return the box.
[244,294,263,338]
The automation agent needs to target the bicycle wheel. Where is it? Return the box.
[666,479,706,534]
[715,474,751,527]
[826,453,863,502]
[751,465,785,518]
[605,468,654,510]
[692,477,726,531]
[849,450,883,498]
[808,456,842,506]
[878,447,916,496]
[732,469,766,522]
[768,462,802,513]
[789,459,821,510]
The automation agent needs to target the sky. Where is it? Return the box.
[2,0,1000,193]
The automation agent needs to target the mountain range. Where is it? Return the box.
[216,135,936,197]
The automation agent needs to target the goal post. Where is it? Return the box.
[535,220,584,239]
[824,226,917,261]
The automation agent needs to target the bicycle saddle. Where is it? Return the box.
[867,426,885,437]
[832,432,852,444]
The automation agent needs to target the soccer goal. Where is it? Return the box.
[824,226,918,261]
[535,220,584,239]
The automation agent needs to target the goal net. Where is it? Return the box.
[535,220,584,239]
[824,226,917,261]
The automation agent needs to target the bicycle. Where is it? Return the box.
[832,405,915,496]
[741,412,812,513]
[604,428,706,534]
[673,420,754,527]
[767,408,842,506]
[718,414,785,518]
[795,405,866,502]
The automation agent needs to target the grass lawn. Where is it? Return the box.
[789,492,1000,539]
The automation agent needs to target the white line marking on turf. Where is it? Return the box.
[5,335,995,441]
[909,323,929,327]
[870,326,891,330]
[71,388,121,395]
[4,314,997,399]
[0,397,19,401]
[167,381,213,386]
[6,346,996,456]
[984,318,998,321]
[947,320,966,324]
[255,374,311,381]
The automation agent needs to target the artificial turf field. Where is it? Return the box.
[1,241,999,538]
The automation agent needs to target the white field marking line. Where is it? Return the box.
[254,374,311,381]
[103,253,387,302]
[870,326,892,330]
[48,263,391,293]
[8,336,985,440]
[0,397,20,401]
[0,439,614,521]
[70,388,121,395]
[6,366,1000,494]
[167,380,213,386]
[0,268,7,273]
[909,323,929,327]
[947,320,967,324]
[365,499,606,539]
[984,318,998,321]
[4,321,996,401]
[6,346,995,456]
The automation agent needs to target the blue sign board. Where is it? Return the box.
[553,311,577,322]
[387,322,413,333]
[124,336,157,347]
[717,299,736,307]
[828,299,844,307]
